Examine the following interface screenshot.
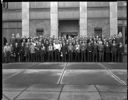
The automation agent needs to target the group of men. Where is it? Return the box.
[2,33,124,63]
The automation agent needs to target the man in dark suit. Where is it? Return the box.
[117,42,124,62]
[68,42,73,62]
[92,41,98,62]
[98,42,104,62]
[111,40,117,62]
[24,42,30,62]
[3,37,7,46]
[19,42,25,62]
[80,42,86,62]
[35,42,40,62]
[61,42,68,62]
[14,42,20,62]
[44,40,49,61]
[48,43,54,62]
[41,43,46,62]
[87,42,93,62]
[74,41,80,62]
[104,41,111,62]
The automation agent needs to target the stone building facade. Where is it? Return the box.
[2,2,127,44]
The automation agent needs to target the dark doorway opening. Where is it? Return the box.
[61,32,77,38]
[36,29,44,36]
[59,20,79,38]
[94,27,102,38]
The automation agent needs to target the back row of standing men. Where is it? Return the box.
[3,33,124,63]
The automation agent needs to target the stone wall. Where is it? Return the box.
[2,29,22,42]
[29,20,50,37]
[2,22,22,42]
[87,18,110,38]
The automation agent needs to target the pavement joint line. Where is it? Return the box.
[98,63,127,86]
[23,69,63,71]
[13,85,31,100]
[3,63,39,81]
[60,70,66,84]
[60,63,68,84]
[57,63,67,84]
[2,93,11,100]
[2,62,38,65]
[57,84,64,100]
[98,63,127,85]
[95,85,103,100]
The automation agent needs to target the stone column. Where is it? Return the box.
[22,2,29,38]
[109,2,117,37]
[50,2,58,38]
[79,2,87,37]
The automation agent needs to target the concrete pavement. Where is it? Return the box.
[2,62,127,100]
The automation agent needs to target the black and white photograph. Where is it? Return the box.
[2,1,127,100]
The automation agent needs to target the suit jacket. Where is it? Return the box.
[87,45,93,52]
[111,44,117,52]
[105,45,111,53]
[61,45,68,53]
[14,45,20,55]
[118,45,124,53]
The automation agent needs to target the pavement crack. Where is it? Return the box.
[3,63,39,81]
[98,63,127,86]
[3,93,11,100]
[95,85,103,100]
[13,85,30,100]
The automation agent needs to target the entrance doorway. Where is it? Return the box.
[94,27,102,38]
[59,20,79,38]
[36,28,44,36]
[61,32,78,38]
